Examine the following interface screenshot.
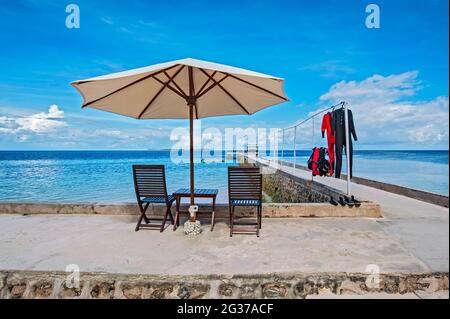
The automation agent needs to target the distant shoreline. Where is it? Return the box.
[1,149,449,152]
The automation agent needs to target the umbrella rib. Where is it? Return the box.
[196,74,228,99]
[220,72,288,101]
[187,66,199,119]
[80,64,180,108]
[198,68,249,115]
[163,70,188,98]
[137,65,185,119]
[154,77,186,99]
[195,71,217,97]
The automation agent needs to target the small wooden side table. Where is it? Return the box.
[173,188,219,232]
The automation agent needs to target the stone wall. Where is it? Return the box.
[0,270,447,299]
[262,170,340,203]
[238,155,344,203]
[0,201,382,218]
[275,158,449,208]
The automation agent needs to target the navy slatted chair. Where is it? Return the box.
[132,165,175,232]
[228,166,263,237]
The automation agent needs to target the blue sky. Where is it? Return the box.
[0,0,448,150]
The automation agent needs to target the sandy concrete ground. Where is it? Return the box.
[0,214,441,275]
[259,159,449,272]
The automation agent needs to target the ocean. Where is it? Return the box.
[0,150,448,203]
[271,150,449,196]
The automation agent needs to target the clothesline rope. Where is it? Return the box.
[279,101,345,132]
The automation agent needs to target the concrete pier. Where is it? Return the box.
[0,157,447,299]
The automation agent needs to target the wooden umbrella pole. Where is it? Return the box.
[189,103,195,207]
[188,66,196,222]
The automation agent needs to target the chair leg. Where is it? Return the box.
[211,210,215,232]
[135,214,143,232]
[143,203,150,223]
[211,196,216,232]
[229,204,233,237]
[256,221,260,237]
[168,204,175,225]
[135,202,148,232]
[160,205,171,232]
[174,197,180,231]
[259,205,262,229]
[231,205,235,237]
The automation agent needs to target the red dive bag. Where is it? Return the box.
[308,147,321,176]
[308,147,331,176]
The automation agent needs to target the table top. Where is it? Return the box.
[173,188,219,196]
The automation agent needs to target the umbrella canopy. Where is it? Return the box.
[71,58,288,213]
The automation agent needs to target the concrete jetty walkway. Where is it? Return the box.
[258,158,449,272]
[0,214,440,275]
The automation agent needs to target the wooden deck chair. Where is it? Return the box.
[228,167,263,237]
[132,165,175,232]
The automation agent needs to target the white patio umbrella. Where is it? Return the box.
[71,58,288,217]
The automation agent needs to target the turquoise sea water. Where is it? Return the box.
[0,150,448,203]
[0,151,234,203]
[272,150,449,196]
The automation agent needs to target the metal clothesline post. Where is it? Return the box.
[311,117,314,182]
[281,129,284,159]
[293,126,297,167]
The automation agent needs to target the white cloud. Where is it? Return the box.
[0,105,67,138]
[318,71,449,147]
[320,71,420,102]
[94,129,124,138]
[32,104,64,119]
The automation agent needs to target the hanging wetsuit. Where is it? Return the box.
[332,108,357,178]
[321,112,335,176]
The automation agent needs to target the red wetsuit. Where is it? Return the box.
[321,112,335,176]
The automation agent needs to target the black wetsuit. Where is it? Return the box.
[332,108,357,178]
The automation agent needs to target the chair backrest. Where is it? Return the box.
[228,166,262,201]
[132,165,168,200]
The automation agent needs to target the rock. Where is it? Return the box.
[218,283,236,297]
[10,285,26,299]
[178,286,190,299]
[294,279,306,298]
[293,277,319,298]
[177,284,209,299]
[184,220,202,236]
[6,273,25,286]
[239,284,258,299]
[300,276,320,296]
[440,276,449,291]
[60,281,83,299]
[380,276,398,294]
[142,283,174,299]
[339,280,364,295]
[31,281,54,299]
[262,282,290,298]
[419,276,449,293]
[0,273,5,291]
[397,277,417,294]
[122,285,143,299]
[90,281,115,299]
